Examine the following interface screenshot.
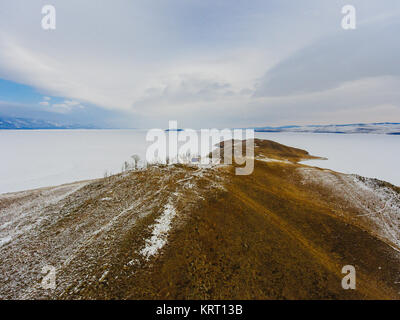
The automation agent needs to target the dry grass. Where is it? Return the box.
[1,140,399,300]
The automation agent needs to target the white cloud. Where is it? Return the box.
[64,100,82,107]
[51,100,84,113]
[38,95,84,113]
[0,0,399,127]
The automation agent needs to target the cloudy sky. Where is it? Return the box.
[0,0,399,128]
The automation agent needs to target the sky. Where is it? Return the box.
[0,0,399,129]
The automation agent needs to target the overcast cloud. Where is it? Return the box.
[0,0,399,128]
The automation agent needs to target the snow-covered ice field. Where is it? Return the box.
[0,130,150,194]
[0,130,399,194]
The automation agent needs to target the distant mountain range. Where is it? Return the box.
[1,117,400,134]
[253,122,400,135]
[0,117,97,130]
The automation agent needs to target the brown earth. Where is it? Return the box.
[0,139,399,299]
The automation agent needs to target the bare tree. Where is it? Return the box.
[104,170,109,178]
[131,154,140,170]
[124,161,130,172]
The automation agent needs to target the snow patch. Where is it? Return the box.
[140,203,177,260]
[99,270,109,282]
[0,182,87,247]
[0,236,12,247]
[256,157,290,164]
[298,167,400,249]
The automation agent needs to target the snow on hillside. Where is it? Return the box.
[298,167,400,250]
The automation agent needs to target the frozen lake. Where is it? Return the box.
[0,130,151,194]
[0,130,399,194]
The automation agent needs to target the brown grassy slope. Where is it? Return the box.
[252,139,320,162]
[217,139,321,162]
[2,140,398,300]
[0,165,221,299]
[75,139,399,300]
[120,169,399,299]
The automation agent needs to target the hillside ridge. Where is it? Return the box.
[0,139,399,299]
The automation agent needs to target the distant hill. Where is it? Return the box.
[253,122,400,135]
[0,117,96,130]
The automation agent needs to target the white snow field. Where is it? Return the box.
[0,130,399,194]
[0,130,151,194]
